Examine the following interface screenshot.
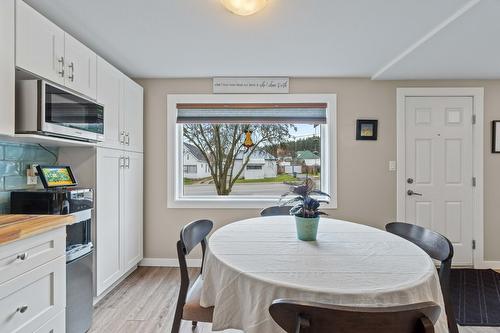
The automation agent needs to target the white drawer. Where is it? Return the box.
[0,255,65,333]
[0,227,65,284]
[33,310,65,333]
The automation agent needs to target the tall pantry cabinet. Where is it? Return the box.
[60,60,144,297]
[94,57,144,296]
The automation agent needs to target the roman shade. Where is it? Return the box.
[176,103,327,124]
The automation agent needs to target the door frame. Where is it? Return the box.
[396,87,484,268]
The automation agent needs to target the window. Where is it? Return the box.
[183,165,197,174]
[246,165,263,170]
[167,94,337,209]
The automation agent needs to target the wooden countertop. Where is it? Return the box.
[0,214,75,246]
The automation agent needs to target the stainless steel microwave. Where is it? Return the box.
[15,80,104,142]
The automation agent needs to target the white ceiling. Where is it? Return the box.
[23,0,500,79]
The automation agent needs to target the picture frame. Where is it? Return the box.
[356,119,378,140]
[492,121,500,153]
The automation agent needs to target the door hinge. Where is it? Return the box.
[472,114,476,125]
[472,177,477,187]
[472,240,476,250]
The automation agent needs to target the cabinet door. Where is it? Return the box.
[97,57,122,149]
[0,0,15,136]
[121,78,144,152]
[121,152,143,272]
[16,0,65,85]
[64,33,97,99]
[96,148,123,296]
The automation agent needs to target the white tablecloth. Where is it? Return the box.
[200,216,448,333]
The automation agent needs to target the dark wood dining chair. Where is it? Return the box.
[385,222,458,333]
[260,205,292,216]
[269,299,441,333]
[172,219,214,333]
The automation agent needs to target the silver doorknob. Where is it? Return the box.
[407,190,422,196]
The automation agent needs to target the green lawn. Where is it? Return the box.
[183,178,193,185]
[235,174,298,184]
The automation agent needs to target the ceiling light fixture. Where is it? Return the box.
[220,0,268,16]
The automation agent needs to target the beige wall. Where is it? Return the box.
[135,78,500,261]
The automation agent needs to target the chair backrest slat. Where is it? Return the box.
[180,219,213,255]
[385,222,452,262]
[269,299,441,333]
[260,206,292,217]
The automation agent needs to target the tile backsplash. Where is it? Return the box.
[0,141,58,213]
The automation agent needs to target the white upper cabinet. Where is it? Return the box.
[64,33,97,99]
[0,0,15,136]
[97,57,122,149]
[15,0,96,100]
[16,0,65,86]
[121,77,144,152]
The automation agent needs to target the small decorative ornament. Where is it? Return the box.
[243,130,255,149]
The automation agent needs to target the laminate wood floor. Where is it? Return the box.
[90,266,498,333]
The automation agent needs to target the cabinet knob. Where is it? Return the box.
[16,305,28,314]
[17,253,28,261]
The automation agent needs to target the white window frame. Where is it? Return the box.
[167,94,337,209]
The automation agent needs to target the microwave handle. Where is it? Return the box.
[60,199,70,215]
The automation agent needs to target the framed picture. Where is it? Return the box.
[492,121,500,153]
[356,119,378,140]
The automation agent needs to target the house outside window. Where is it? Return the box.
[168,94,337,209]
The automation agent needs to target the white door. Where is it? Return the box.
[97,57,122,149]
[121,77,144,152]
[121,152,143,272]
[96,148,123,295]
[64,33,97,99]
[16,0,65,85]
[404,96,474,265]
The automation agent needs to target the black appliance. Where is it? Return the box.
[11,187,94,333]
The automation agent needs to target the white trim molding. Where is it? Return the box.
[139,258,202,268]
[396,87,484,269]
[372,0,481,80]
[167,93,338,209]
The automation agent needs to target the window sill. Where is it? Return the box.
[167,196,338,209]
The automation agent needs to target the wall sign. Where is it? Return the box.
[213,77,289,94]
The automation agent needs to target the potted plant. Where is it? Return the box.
[280,177,330,241]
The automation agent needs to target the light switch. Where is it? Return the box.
[389,161,396,171]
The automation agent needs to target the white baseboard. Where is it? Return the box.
[139,257,202,267]
[475,261,500,270]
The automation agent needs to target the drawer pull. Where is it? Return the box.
[17,253,28,261]
[16,305,28,314]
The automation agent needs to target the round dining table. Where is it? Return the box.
[200,216,448,333]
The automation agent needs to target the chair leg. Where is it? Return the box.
[442,285,459,333]
[445,301,459,333]
[171,301,184,333]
